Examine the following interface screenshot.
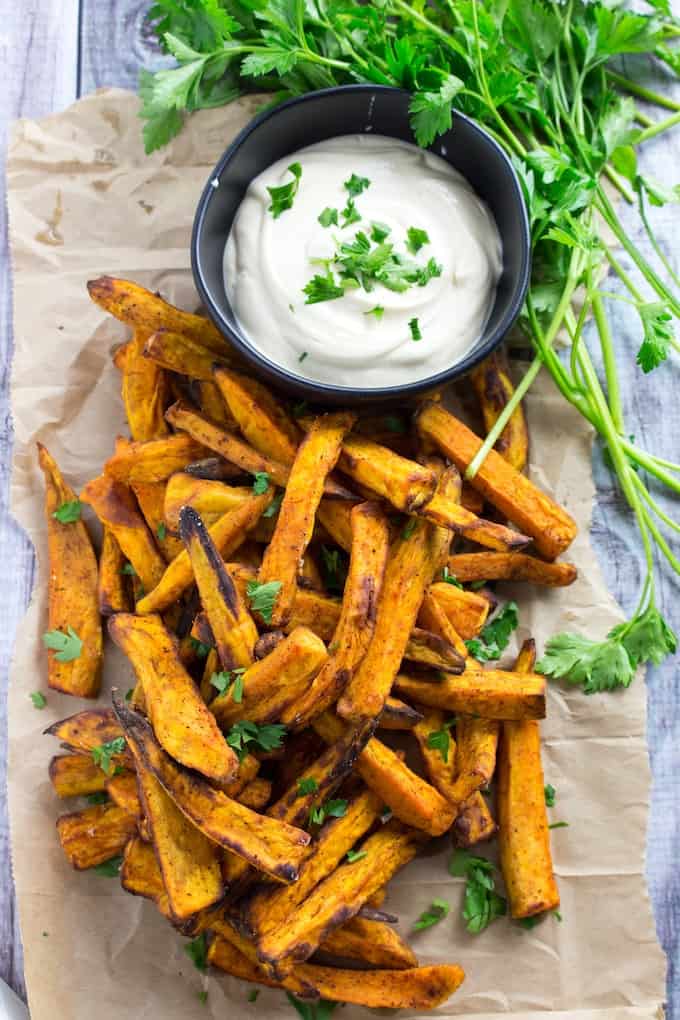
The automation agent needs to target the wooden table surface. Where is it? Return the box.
[1,2,679,1015]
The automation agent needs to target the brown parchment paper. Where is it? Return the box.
[7,88,666,1020]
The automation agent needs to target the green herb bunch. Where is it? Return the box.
[139,0,680,690]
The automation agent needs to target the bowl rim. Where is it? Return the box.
[191,83,531,401]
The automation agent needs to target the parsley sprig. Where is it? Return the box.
[267,162,302,218]
[449,849,507,934]
[226,720,286,761]
[466,602,519,663]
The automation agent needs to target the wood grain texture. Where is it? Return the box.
[1,10,680,1019]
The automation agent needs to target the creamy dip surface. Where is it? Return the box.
[224,134,503,388]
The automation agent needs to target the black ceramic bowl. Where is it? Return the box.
[191,85,530,406]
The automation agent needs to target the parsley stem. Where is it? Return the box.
[632,472,680,538]
[638,499,680,573]
[603,164,635,205]
[470,0,527,159]
[389,0,469,61]
[607,71,680,113]
[592,291,624,435]
[635,109,680,143]
[602,242,643,303]
[637,188,680,291]
[619,438,680,493]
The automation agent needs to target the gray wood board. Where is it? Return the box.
[1,7,679,1016]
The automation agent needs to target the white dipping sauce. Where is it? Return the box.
[223,134,502,388]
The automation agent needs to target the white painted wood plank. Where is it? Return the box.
[0,0,81,999]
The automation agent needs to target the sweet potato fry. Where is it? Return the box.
[237,778,272,811]
[213,365,301,464]
[105,771,142,819]
[104,434,209,484]
[378,696,423,730]
[338,435,437,512]
[144,328,228,380]
[258,412,357,627]
[120,835,172,918]
[114,699,310,883]
[184,457,244,481]
[461,483,484,514]
[164,473,251,531]
[121,328,168,441]
[452,715,500,803]
[403,627,466,674]
[131,481,184,561]
[421,490,531,551]
[195,380,237,429]
[180,506,258,670]
[447,552,578,586]
[212,626,328,727]
[208,931,465,1009]
[428,581,490,639]
[338,517,439,721]
[498,640,560,918]
[80,474,166,594]
[313,711,455,836]
[49,753,109,798]
[56,802,137,870]
[320,915,418,969]
[87,276,228,353]
[246,786,383,940]
[316,498,354,552]
[289,502,389,727]
[38,444,102,697]
[285,587,341,642]
[416,402,577,560]
[133,749,224,920]
[108,612,237,784]
[98,527,131,616]
[136,489,273,614]
[418,590,469,659]
[452,792,497,848]
[471,350,529,471]
[413,708,457,800]
[45,707,130,760]
[394,669,546,720]
[255,822,419,976]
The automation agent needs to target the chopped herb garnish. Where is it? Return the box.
[87,791,109,805]
[93,855,123,877]
[442,566,463,588]
[121,562,137,576]
[554,909,563,922]
[465,601,519,662]
[346,849,367,863]
[519,914,541,930]
[544,783,556,807]
[252,471,270,494]
[318,207,339,228]
[406,226,430,254]
[409,317,422,341]
[262,492,283,518]
[340,197,362,227]
[320,545,348,594]
[184,933,208,971]
[449,849,507,934]
[156,522,167,541]
[303,270,345,305]
[286,992,336,1020]
[413,898,450,931]
[370,221,391,243]
[42,626,82,662]
[469,579,488,590]
[292,400,308,417]
[364,305,385,319]
[296,777,319,797]
[30,691,47,709]
[344,173,371,197]
[52,500,82,524]
[125,687,134,702]
[298,351,308,363]
[402,518,417,539]
[310,798,347,826]
[211,668,246,701]
[267,162,302,218]
[426,720,455,762]
[382,415,406,433]
[198,990,208,1005]
[248,989,259,1003]
[246,579,282,624]
[226,720,286,761]
[189,637,211,658]
[548,821,569,829]
[92,737,126,776]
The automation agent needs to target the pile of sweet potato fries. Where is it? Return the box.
[41,276,578,1010]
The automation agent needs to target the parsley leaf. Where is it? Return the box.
[93,855,124,877]
[441,566,462,588]
[321,545,348,594]
[42,627,82,663]
[340,197,362,227]
[30,691,47,709]
[537,633,634,693]
[364,305,385,319]
[409,75,464,147]
[344,173,370,197]
[370,222,391,243]
[346,849,367,863]
[303,270,345,305]
[310,798,348,826]
[190,637,211,658]
[246,580,282,624]
[465,601,519,662]
[87,792,109,805]
[636,302,674,373]
[406,227,430,254]
[52,500,82,524]
[247,990,259,1003]
[382,415,406,433]
[198,990,208,1005]
[211,668,246,701]
[409,317,422,341]
[318,206,338,228]
[544,784,556,807]
[252,471,270,494]
[285,992,337,1020]
[267,162,302,218]
[448,849,507,934]
[548,821,569,829]
[426,720,455,762]
[226,720,286,761]
[296,777,319,797]
[184,933,208,971]
[263,492,283,518]
[156,521,167,541]
[92,737,126,776]
[413,898,450,931]
[402,517,417,539]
